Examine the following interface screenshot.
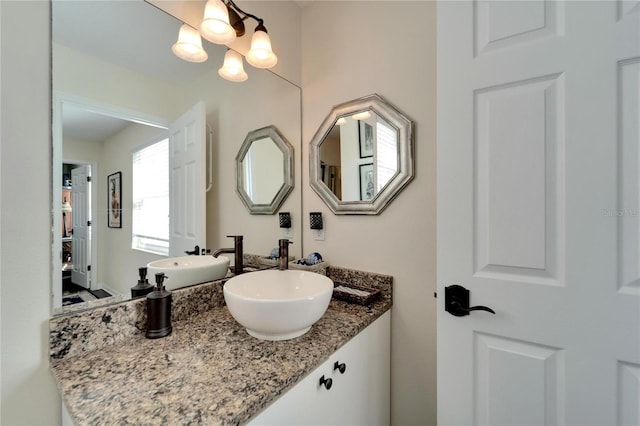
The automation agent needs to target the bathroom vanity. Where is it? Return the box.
[49,266,392,425]
[249,310,390,425]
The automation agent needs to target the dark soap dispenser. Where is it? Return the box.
[145,273,172,339]
[131,267,153,299]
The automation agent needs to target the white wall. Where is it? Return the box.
[63,137,103,166]
[198,66,302,256]
[101,123,167,296]
[301,2,437,424]
[53,43,188,122]
[245,140,285,205]
[0,1,60,424]
[339,120,362,201]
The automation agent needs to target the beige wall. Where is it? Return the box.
[0,1,60,424]
[100,123,168,295]
[301,2,438,424]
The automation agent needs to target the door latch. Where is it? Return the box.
[445,285,495,317]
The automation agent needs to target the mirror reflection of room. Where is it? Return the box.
[319,111,399,202]
[60,162,104,305]
[236,125,294,215]
[51,0,302,313]
[242,137,284,204]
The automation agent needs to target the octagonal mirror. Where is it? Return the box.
[236,125,294,215]
[310,94,414,214]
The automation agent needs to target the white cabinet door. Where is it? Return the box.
[249,311,390,426]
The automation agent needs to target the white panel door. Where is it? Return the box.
[71,165,91,289]
[169,101,206,257]
[438,1,640,425]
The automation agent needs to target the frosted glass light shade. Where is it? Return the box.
[218,50,248,82]
[172,24,208,63]
[200,0,236,44]
[246,30,278,69]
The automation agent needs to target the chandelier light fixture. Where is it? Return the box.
[172,0,278,82]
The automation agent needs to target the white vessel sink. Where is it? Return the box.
[147,255,230,291]
[223,269,333,341]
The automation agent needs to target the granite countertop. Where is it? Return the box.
[50,266,392,425]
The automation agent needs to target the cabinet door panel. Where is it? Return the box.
[248,311,390,425]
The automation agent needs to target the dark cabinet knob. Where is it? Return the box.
[445,285,495,317]
[319,375,332,390]
[334,361,346,374]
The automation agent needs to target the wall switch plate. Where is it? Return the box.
[309,212,323,230]
[279,212,291,228]
[313,228,325,241]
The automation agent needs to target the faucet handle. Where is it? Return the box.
[226,235,243,244]
[185,244,200,255]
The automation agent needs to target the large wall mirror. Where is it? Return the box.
[236,126,294,215]
[309,94,415,214]
[51,0,301,314]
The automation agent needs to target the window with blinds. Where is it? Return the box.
[132,138,169,256]
[376,120,398,191]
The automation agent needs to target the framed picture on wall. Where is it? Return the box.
[359,121,374,158]
[359,163,375,201]
[107,171,122,228]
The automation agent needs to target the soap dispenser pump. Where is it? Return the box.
[145,273,172,339]
[131,267,154,299]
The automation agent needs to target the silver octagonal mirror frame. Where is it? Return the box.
[309,94,415,215]
[236,125,294,215]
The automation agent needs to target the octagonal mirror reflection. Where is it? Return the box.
[310,94,414,214]
[236,125,294,215]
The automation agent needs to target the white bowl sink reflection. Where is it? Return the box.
[223,269,334,341]
[147,255,230,291]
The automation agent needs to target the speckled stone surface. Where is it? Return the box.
[53,293,130,316]
[327,265,393,300]
[49,266,392,426]
[50,279,226,361]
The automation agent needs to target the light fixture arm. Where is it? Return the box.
[225,0,267,32]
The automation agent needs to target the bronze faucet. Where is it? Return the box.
[278,239,292,270]
[213,235,244,275]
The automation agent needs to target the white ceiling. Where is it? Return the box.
[61,104,132,143]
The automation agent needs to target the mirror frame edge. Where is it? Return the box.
[235,125,295,215]
[309,93,415,215]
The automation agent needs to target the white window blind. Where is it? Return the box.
[376,121,398,191]
[132,139,169,256]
